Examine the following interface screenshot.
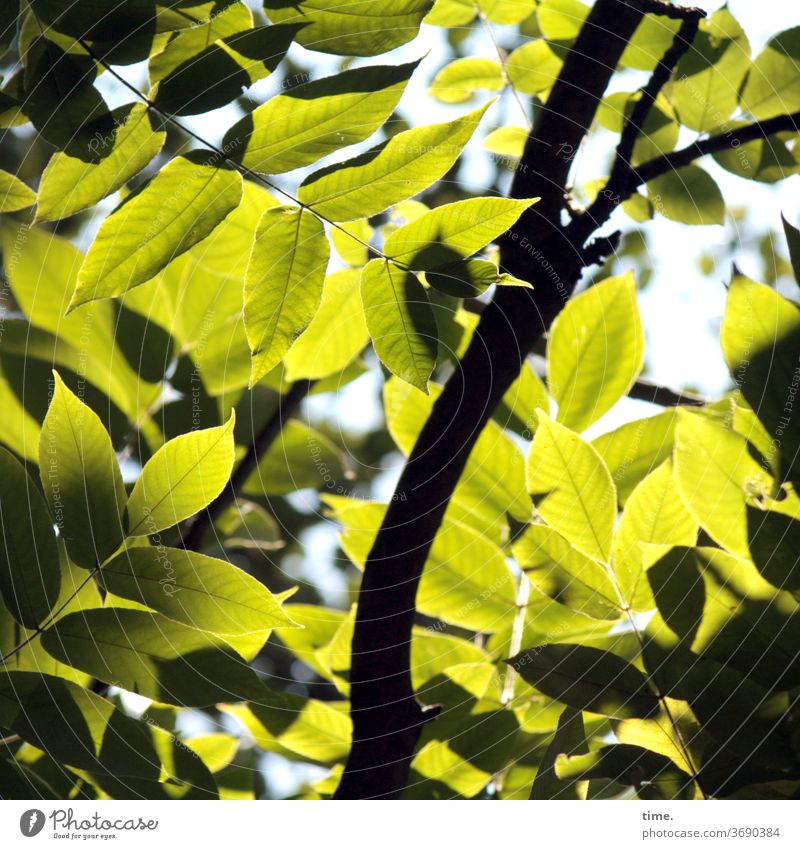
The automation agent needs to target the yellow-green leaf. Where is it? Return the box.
[428,57,504,104]
[36,103,165,222]
[38,373,126,568]
[0,447,61,629]
[225,61,418,174]
[245,205,330,385]
[126,414,236,535]
[673,410,772,558]
[71,153,242,308]
[527,413,616,563]
[298,103,491,221]
[0,168,35,211]
[549,272,644,432]
[361,259,437,392]
[99,547,298,634]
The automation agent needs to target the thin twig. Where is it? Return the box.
[475,4,532,130]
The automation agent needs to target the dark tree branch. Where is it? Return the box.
[612,14,702,185]
[574,9,703,240]
[635,110,800,184]
[625,377,707,407]
[335,0,652,800]
[529,356,707,407]
[573,111,800,246]
[626,0,705,20]
[180,380,314,551]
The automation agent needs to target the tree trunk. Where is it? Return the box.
[335,0,647,800]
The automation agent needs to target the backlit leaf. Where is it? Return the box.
[549,273,644,432]
[224,61,418,174]
[361,259,437,392]
[39,373,126,568]
[126,414,236,535]
[71,153,242,308]
[244,205,330,384]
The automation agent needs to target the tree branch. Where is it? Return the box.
[625,377,707,407]
[335,0,651,800]
[180,380,314,551]
[612,14,702,187]
[636,110,800,184]
[573,9,702,239]
[574,109,800,245]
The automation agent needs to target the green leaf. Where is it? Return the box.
[783,213,800,286]
[483,125,528,158]
[425,257,531,299]
[646,546,800,690]
[506,40,562,96]
[41,609,265,706]
[620,14,679,71]
[613,461,697,611]
[428,57,504,104]
[120,180,278,397]
[284,269,369,381]
[0,169,35,212]
[126,414,236,535]
[721,274,800,483]
[99,546,298,634]
[224,61,418,174]
[647,165,724,226]
[71,152,243,308]
[538,0,587,40]
[154,25,296,116]
[361,259,437,392]
[244,420,346,496]
[478,0,535,24]
[148,2,254,81]
[549,272,644,432]
[671,8,750,132]
[36,103,166,223]
[263,0,432,57]
[527,413,616,563]
[592,410,677,505]
[298,103,491,221]
[425,0,475,26]
[1,546,101,686]
[741,27,800,120]
[508,643,659,719]
[0,447,60,629]
[0,671,216,798]
[512,524,621,620]
[383,196,537,269]
[530,706,588,800]
[1,226,161,424]
[185,733,239,773]
[712,123,800,184]
[22,37,111,160]
[555,744,694,799]
[225,694,351,764]
[39,372,126,568]
[244,205,330,385]
[673,411,772,558]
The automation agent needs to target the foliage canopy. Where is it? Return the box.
[0,0,800,801]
